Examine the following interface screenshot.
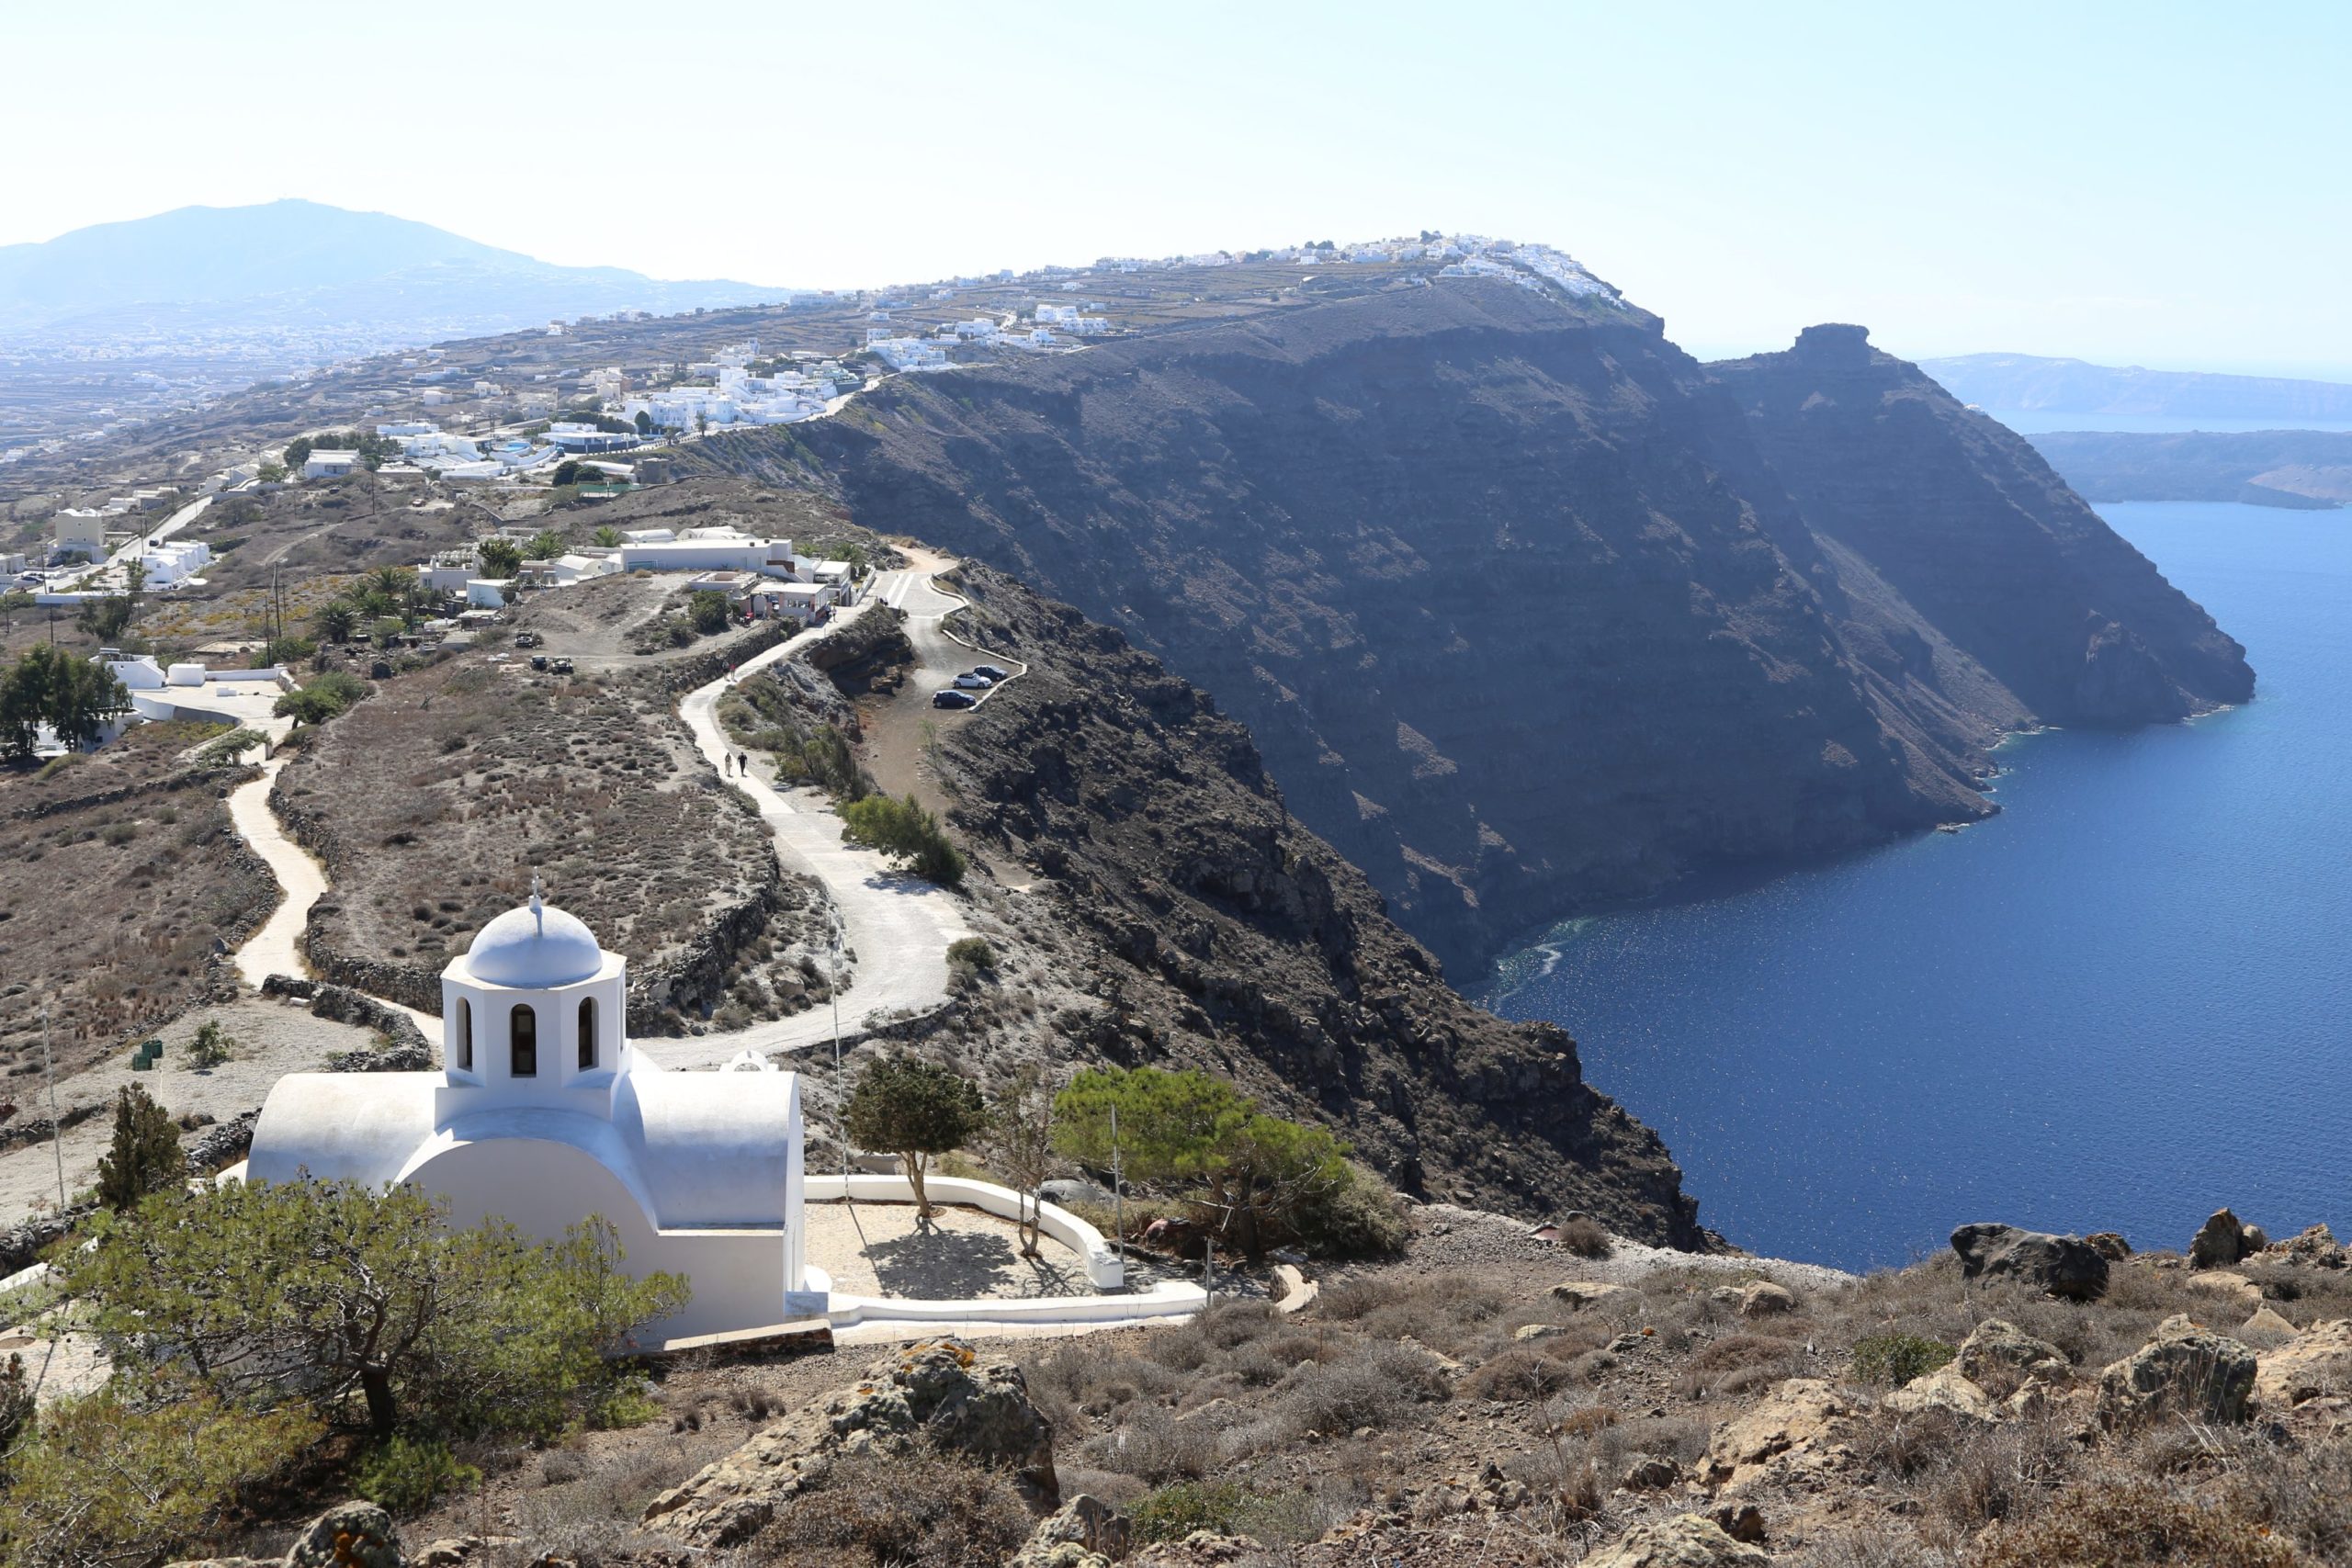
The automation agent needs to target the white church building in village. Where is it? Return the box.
[246,885,814,1341]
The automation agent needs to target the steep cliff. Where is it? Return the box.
[1715,325,2255,730]
[733,284,2247,979]
[929,565,1705,1243]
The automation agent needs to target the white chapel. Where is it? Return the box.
[246,885,811,1340]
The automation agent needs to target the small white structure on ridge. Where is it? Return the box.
[245,884,812,1340]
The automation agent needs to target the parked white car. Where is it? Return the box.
[953,673,994,690]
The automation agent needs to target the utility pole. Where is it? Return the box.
[41,1007,64,1217]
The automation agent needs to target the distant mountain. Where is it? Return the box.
[0,199,787,340]
[1920,352,2352,423]
[2030,429,2352,509]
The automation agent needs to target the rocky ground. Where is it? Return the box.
[0,721,276,1077]
[191,1203,2352,1568]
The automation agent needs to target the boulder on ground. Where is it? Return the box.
[2240,1306,2301,1350]
[2254,1319,2352,1411]
[1623,1455,1682,1490]
[1704,1377,1861,1492]
[1737,1281,1796,1318]
[283,1502,401,1568]
[1583,1513,1773,1567]
[1885,1363,1994,1421]
[1709,1504,1767,1545]
[2097,1316,2256,1432]
[1515,1323,1570,1342]
[643,1337,1057,1546]
[1552,1280,1633,1311]
[1955,1318,2072,1400]
[2190,1209,2259,1269]
[1012,1495,1128,1568]
[2085,1232,2132,1261]
[1950,1223,2109,1301]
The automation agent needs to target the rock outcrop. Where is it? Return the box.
[642,1338,1057,1547]
[2253,1319,2352,1412]
[1950,1223,2110,1300]
[2190,1208,2267,1269]
[1703,1378,1863,1493]
[2097,1316,2256,1432]
[1584,1512,1775,1567]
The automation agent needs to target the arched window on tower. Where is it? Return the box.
[578,997,597,1071]
[511,1004,537,1077]
[456,998,473,1072]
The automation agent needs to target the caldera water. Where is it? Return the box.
[1484,502,2352,1271]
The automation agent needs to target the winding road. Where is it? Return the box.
[223,555,994,1068]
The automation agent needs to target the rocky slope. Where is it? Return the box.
[1714,325,2256,732]
[922,566,1702,1242]
[729,283,2247,978]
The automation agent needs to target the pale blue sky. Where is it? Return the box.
[6,1,2346,372]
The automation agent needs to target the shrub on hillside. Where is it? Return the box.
[354,1435,481,1517]
[59,1179,686,1440]
[0,1384,320,1568]
[1851,1333,1957,1388]
[755,1452,1033,1568]
[841,793,964,886]
[1974,1475,2299,1568]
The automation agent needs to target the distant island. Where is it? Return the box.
[2030,429,2352,509]
[1923,351,2352,423]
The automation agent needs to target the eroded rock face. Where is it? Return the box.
[2097,1317,2256,1432]
[1704,1377,1863,1493]
[642,1338,1057,1547]
[1950,1223,2109,1300]
[1584,1512,1775,1567]
[2255,1319,2352,1412]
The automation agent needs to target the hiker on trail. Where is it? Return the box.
[722,754,732,776]
[738,750,750,776]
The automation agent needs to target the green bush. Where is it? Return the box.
[1295,1161,1408,1258]
[841,793,965,886]
[354,1435,481,1516]
[945,936,996,970]
[688,591,731,635]
[194,727,266,766]
[184,1021,234,1070]
[1126,1481,1319,1545]
[1850,1333,1957,1388]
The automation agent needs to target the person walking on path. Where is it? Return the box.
[722,754,732,777]
[738,750,751,777]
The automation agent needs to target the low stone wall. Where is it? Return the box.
[654,620,796,695]
[807,1171,1127,1291]
[0,1205,91,1276]
[6,761,255,823]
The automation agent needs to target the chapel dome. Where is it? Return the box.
[463,897,605,988]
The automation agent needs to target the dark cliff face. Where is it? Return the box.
[937,565,1706,1245]
[745,288,2248,980]
[1713,325,2255,730]
[783,286,1958,976]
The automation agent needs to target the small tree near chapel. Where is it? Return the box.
[96,1084,183,1213]
[844,1055,987,1223]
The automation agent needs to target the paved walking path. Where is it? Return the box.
[225,559,983,1068]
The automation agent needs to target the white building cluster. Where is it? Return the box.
[619,340,856,432]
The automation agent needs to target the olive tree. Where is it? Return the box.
[982,1066,1059,1258]
[843,1055,987,1221]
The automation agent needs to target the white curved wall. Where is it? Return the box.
[805,1172,1125,1290]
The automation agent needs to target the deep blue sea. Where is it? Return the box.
[1484,502,2352,1270]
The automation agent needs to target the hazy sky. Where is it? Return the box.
[7,1,2346,373]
